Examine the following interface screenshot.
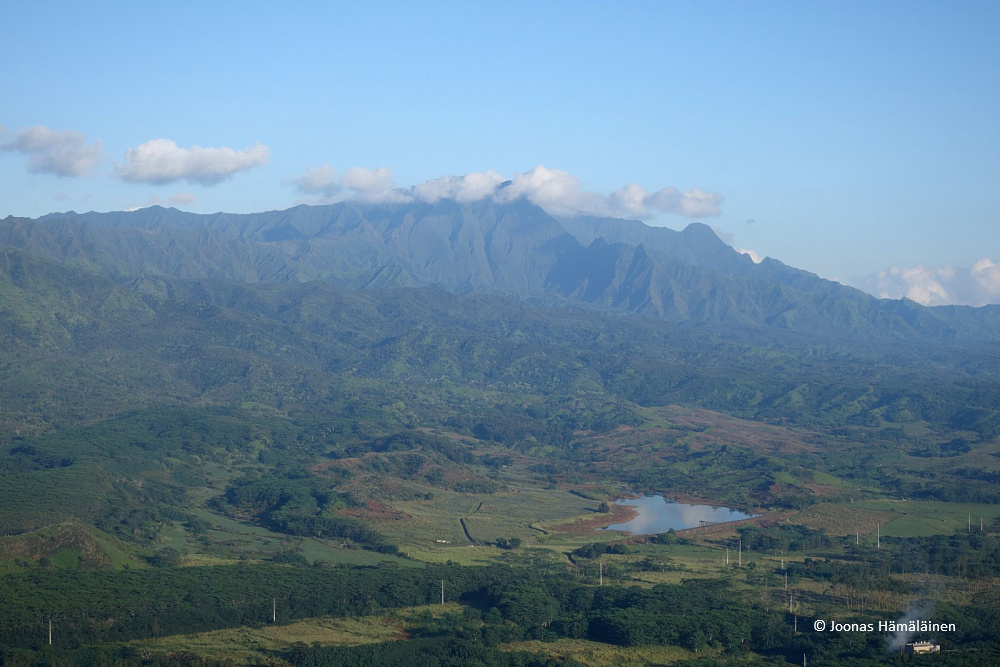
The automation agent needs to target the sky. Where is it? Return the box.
[2,1,998,306]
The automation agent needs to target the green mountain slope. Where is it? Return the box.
[2,248,999,543]
[10,199,997,341]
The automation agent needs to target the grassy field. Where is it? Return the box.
[0,521,144,573]
[783,502,898,537]
[500,638,695,666]
[129,602,488,664]
[129,615,405,664]
[388,485,602,561]
[175,507,414,567]
[851,499,1000,537]
[129,602,703,666]
[809,470,848,487]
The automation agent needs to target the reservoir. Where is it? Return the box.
[600,496,758,535]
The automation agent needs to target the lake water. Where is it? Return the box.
[599,496,758,535]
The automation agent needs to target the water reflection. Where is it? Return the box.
[600,496,758,535]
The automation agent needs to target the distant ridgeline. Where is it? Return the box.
[2,199,998,340]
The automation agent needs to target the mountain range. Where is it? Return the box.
[4,199,997,341]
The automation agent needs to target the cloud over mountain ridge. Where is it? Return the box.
[289,164,724,220]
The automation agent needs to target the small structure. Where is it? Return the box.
[902,641,940,654]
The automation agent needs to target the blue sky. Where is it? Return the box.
[2,1,999,305]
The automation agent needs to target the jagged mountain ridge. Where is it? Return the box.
[4,199,998,339]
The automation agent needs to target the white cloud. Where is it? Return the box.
[644,186,724,218]
[286,163,724,219]
[971,258,1000,296]
[493,168,723,219]
[288,165,412,204]
[738,248,763,263]
[115,138,270,185]
[497,166,605,215]
[412,169,506,203]
[1,124,103,176]
[289,164,340,196]
[341,165,393,194]
[608,183,650,217]
[675,189,725,218]
[857,260,1000,306]
[340,166,411,203]
[879,266,951,305]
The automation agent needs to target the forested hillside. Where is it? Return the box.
[6,201,1000,339]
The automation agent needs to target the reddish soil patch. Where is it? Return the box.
[675,509,799,539]
[547,503,639,535]
[653,405,819,455]
[576,406,818,460]
[801,483,840,498]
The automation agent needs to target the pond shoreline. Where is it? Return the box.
[598,495,760,536]
[547,502,640,535]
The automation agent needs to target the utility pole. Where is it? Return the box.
[49,619,52,646]
[599,561,604,587]
[877,524,880,549]
[273,598,276,623]
[726,548,729,566]
[785,571,788,589]
[739,540,742,567]
[441,579,445,605]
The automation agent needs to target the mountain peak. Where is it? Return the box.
[680,222,723,243]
